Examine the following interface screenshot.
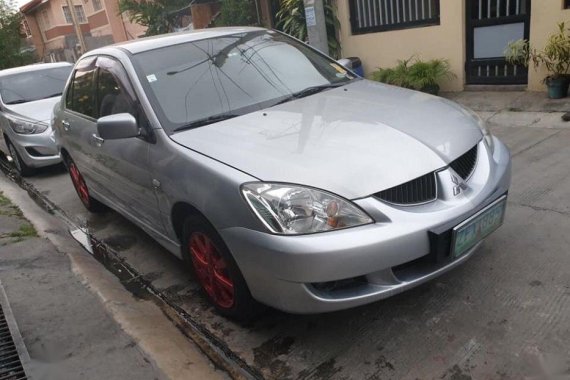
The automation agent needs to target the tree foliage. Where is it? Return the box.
[275,0,341,59]
[214,0,257,27]
[118,0,189,36]
[0,0,35,69]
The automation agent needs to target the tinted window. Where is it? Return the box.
[97,69,135,117]
[0,66,72,105]
[133,31,355,133]
[67,67,96,118]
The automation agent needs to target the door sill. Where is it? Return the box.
[464,84,527,92]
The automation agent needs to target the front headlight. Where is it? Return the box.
[241,183,373,235]
[7,115,48,135]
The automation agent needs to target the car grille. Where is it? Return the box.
[374,144,479,206]
[449,144,478,180]
[375,172,437,205]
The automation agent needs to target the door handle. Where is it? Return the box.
[91,134,104,147]
[62,120,71,131]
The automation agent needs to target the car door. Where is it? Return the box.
[60,57,102,191]
[90,55,165,233]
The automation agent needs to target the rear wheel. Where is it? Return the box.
[6,140,35,177]
[182,215,259,320]
[65,157,105,212]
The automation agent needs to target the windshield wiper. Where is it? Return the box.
[5,93,62,104]
[40,92,62,99]
[273,83,346,106]
[173,113,239,133]
[5,99,29,105]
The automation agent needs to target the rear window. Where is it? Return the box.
[0,66,72,105]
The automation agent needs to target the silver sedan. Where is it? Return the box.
[53,27,511,319]
[0,62,72,176]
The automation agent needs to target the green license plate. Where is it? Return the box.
[452,196,507,258]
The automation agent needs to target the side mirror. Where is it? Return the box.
[336,58,353,69]
[97,113,139,140]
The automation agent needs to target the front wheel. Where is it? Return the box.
[6,140,35,177]
[182,215,260,320]
[65,157,105,212]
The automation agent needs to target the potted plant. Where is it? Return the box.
[370,57,415,89]
[408,59,456,95]
[506,22,570,99]
[370,57,456,95]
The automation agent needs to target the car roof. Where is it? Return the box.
[88,27,267,55]
[0,62,73,78]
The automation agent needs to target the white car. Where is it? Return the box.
[53,28,511,319]
[0,62,72,176]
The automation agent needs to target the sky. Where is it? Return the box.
[14,0,31,9]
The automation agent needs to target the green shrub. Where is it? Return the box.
[370,57,455,94]
[505,22,570,81]
[215,0,258,27]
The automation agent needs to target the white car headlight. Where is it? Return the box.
[7,115,48,135]
[242,183,373,235]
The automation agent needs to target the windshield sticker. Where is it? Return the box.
[330,63,347,75]
[146,74,157,83]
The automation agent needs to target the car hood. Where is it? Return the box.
[170,80,483,199]
[4,96,61,123]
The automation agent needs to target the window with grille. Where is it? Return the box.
[349,0,440,35]
[63,5,87,24]
[41,9,50,29]
[92,0,103,12]
[565,0,570,9]
[22,19,32,37]
[62,6,72,23]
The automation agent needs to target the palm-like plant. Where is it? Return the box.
[408,59,455,93]
[370,57,414,89]
[370,57,456,95]
[275,0,341,59]
[505,22,570,81]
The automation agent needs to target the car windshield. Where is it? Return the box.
[132,30,356,133]
[0,66,72,105]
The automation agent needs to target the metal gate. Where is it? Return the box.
[466,0,531,84]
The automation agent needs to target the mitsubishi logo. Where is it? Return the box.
[450,173,467,196]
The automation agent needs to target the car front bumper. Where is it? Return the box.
[221,137,511,313]
[3,126,61,168]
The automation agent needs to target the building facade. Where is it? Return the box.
[337,0,570,91]
[20,0,146,62]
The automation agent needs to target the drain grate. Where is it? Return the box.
[0,282,29,380]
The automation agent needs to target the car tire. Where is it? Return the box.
[182,215,260,321]
[64,156,106,212]
[6,139,35,177]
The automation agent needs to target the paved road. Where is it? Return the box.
[6,117,570,379]
[0,189,166,380]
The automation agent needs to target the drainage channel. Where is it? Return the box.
[0,281,31,380]
[0,156,263,380]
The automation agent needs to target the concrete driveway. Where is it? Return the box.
[2,111,569,379]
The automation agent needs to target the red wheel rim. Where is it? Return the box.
[69,162,90,208]
[189,232,235,309]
